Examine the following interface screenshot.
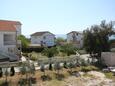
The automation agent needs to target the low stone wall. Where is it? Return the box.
[101,52,115,66]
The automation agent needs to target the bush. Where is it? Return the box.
[81,66,99,72]
[28,52,38,61]
[41,75,52,81]
[22,47,44,53]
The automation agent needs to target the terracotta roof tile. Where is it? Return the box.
[0,20,21,31]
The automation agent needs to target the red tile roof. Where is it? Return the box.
[0,20,21,31]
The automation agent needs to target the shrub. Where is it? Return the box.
[68,62,75,72]
[28,52,38,61]
[81,66,99,72]
[22,47,44,53]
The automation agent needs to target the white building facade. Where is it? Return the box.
[0,20,21,55]
[67,31,83,48]
[31,31,55,47]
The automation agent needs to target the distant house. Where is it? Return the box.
[67,31,83,48]
[0,20,22,61]
[31,31,55,47]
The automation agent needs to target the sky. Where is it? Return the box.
[0,0,115,36]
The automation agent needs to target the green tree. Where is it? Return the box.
[18,35,30,48]
[83,20,115,63]
[42,47,58,58]
[61,44,77,56]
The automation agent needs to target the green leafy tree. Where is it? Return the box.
[83,20,115,63]
[42,47,58,58]
[61,44,77,56]
[18,35,30,48]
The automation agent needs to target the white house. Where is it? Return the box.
[31,31,55,47]
[67,31,83,48]
[0,20,22,61]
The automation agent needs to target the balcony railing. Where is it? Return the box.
[4,41,16,45]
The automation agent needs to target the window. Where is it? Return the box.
[4,34,15,45]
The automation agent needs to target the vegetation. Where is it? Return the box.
[60,44,77,56]
[55,37,66,45]
[18,35,30,48]
[81,66,99,72]
[104,72,115,81]
[28,51,38,61]
[42,47,59,58]
[83,20,115,64]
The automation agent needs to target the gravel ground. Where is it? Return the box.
[63,71,115,86]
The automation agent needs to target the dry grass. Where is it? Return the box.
[0,67,115,86]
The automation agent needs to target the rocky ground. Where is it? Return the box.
[36,71,115,86]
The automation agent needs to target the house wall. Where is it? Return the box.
[42,33,55,46]
[0,31,17,53]
[67,33,83,48]
[31,32,55,47]
[15,24,21,36]
[101,52,115,66]
[31,35,42,44]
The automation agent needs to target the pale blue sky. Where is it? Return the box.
[0,0,115,36]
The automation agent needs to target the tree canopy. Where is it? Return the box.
[60,44,77,56]
[18,35,30,48]
[42,47,59,58]
[83,20,115,63]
